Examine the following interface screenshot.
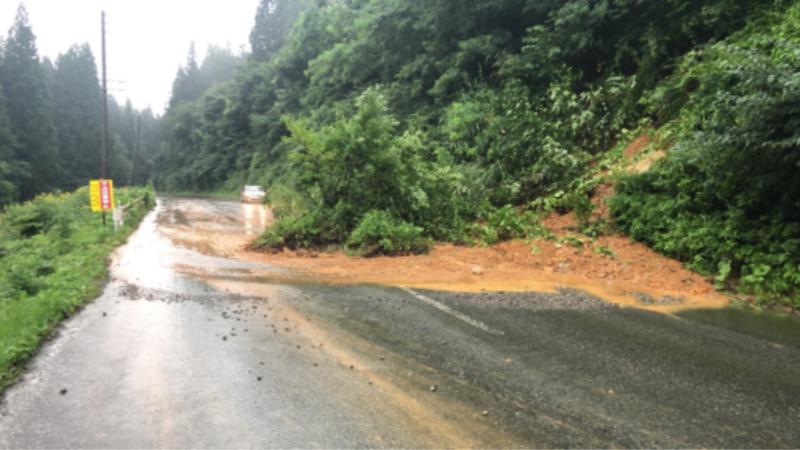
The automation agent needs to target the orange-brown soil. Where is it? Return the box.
[234,234,726,314]
[165,206,727,313]
[623,134,651,159]
[622,133,666,173]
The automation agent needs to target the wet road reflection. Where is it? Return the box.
[242,202,271,236]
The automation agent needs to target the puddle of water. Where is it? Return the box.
[678,307,800,348]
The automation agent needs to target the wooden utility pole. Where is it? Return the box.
[100,11,109,225]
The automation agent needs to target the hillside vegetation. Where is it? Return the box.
[154,0,799,307]
[612,4,800,306]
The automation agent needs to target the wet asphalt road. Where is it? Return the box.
[1,198,799,448]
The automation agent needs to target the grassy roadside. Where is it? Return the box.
[0,186,155,391]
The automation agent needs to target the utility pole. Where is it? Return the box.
[101,11,109,225]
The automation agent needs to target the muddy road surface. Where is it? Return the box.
[1,198,799,448]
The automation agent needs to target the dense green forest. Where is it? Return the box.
[154,0,799,305]
[0,5,160,207]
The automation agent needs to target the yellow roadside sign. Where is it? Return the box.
[89,179,114,212]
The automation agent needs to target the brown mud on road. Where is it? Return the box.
[158,197,728,314]
[239,240,727,314]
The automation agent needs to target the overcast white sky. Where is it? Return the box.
[0,0,260,114]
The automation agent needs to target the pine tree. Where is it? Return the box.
[168,43,204,110]
[250,0,311,62]
[0,5,58,199]
[104,96,131,183]
[0,79,19,206]
[199,45,244,89]
[51,44,102,189]
[129,108,160,186]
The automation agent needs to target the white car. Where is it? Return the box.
[241,185,266,203]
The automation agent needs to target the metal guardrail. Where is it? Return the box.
[113,195,150,230]
[120,197,146,213]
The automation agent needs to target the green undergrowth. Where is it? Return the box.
[611,4,800,308]
[0,185,155,390]
[346,211,432,256]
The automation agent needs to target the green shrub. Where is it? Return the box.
[475,205,550,245]
[255,209,337,251]
[486,206,528,243]
[594,246,616,258]
[442,82,593,205]
[611,4,800,307]
[346,210,431,256]
[5,197,60,237]
[254,88,486,250]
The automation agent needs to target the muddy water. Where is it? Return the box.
[385,275,728,314]
[149,199,512,446]
[136,199,515,447]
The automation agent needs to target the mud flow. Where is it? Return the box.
[154,197,800,328]
[156,197,726,314]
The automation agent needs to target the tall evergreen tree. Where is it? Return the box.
[51,44,102,188]
[119,100,137,153]
[105,96,132,184]
[250,0,312,62]
[199,45,244,89]
[129,108,160,186]
[168,43,204,110]
[0,79,19,206]
[41,56,55,89]
[0,5,58,199]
